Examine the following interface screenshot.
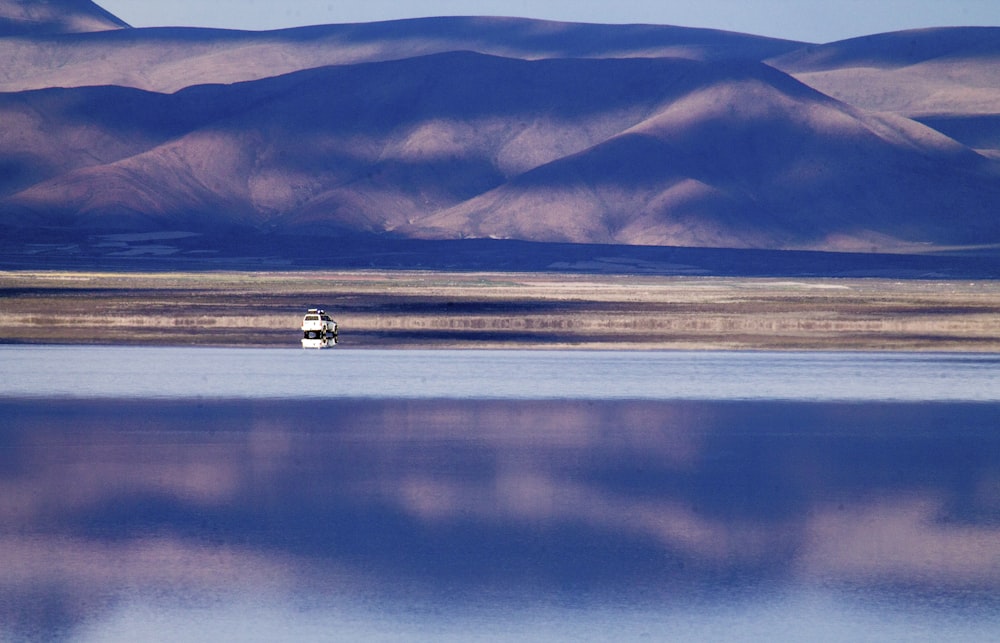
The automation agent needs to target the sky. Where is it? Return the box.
[96,0,1000,44]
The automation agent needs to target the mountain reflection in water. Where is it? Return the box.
[1,398,998,640]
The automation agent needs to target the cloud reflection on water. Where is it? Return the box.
[1,398,998,638]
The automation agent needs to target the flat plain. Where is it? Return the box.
[2,271,999,351]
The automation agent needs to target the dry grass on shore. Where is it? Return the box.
[1,270,999,351]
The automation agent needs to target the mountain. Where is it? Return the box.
[770,28,1000,159]
[0,16,804,93]
[417,61,998,251]
[0,0,127,35]
[4,51,997,254]
[1,6,998,273]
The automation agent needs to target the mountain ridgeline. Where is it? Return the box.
[1,0,998,273]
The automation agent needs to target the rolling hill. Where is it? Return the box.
[1,1,998,274]
[0,0,126,35]
[770,27,1000,159]
[0,14,804,94]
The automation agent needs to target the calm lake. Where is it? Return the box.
[1,347,998,641]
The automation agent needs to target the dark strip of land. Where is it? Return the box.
[2,271,999,351]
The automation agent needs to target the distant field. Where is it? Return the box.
[2,270,999,351]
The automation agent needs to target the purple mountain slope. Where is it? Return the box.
[0,0,127,35]
[3,52,997,254]
[414,59,999,251]
[770,28,1000,158]
[0,15,804,93]
[1,5,999,269]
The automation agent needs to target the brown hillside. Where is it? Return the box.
[0,0,127,35]
[0,16,803,93]
[4,53,997,253]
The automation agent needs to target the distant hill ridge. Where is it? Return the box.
[0,0,128,35]
[0,14,805,93]
[1,2,998,270]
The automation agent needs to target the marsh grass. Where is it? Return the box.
[2,271,999,350]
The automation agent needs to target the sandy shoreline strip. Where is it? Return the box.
[2,270,999,351]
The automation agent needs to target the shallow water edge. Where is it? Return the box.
[2,345,999,401]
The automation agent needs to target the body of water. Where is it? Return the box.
[1,347,998,641]
[2,345,999,401]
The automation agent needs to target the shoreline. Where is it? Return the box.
[2,270,999,352]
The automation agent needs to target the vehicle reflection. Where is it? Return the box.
[301,335,338,349]
[1,399,998,638]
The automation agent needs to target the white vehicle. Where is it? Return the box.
[301,308,338,347]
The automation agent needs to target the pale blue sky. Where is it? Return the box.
[97,0,999,43]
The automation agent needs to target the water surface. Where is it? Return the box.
[1,348,998,641]
[2,346,999,400]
